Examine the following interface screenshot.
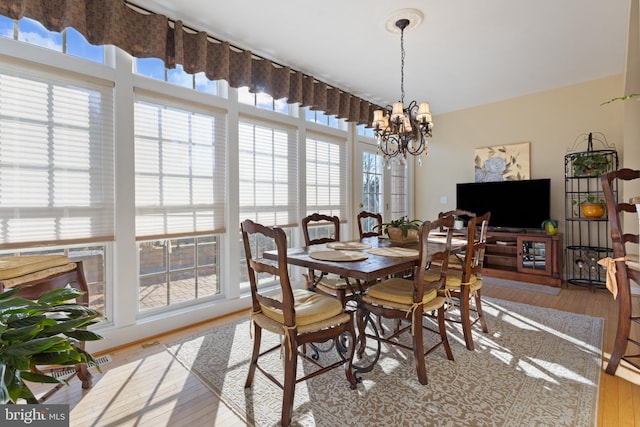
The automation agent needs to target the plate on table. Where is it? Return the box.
[367,247,419,257]
[326,241,372,250]
[309,250,369,262]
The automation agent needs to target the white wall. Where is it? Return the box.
[414,75,628,235]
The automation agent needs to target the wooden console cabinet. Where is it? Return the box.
[483,229,562,287]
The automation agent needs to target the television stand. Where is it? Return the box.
[487,226,525,233]
[483,229,562,288]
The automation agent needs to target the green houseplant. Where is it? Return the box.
[0,287,103,404]
[571,152,610,177]
[375,216,421,241]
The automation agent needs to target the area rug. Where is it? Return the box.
[165,298,602,426]
[483,277,562,296]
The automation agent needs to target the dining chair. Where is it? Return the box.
[357,216,456,385]
[241,219,357,426]
[357,210,383,239]
[301,213,360,305]
[435,209,477,268]
[601,168,640,375]
[427,210,491,351]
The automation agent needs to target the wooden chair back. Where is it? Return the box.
[602,169,640,262]
[357,211,383,238]
[460,211,491,282]
[301,213,341,245]
[601,168,640,375]
[241,219,296,327]
[437,209,476,231]
[414,215,456,296]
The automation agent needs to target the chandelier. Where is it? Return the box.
[371,17,433,167]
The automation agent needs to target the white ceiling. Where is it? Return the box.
[133,0,630,114]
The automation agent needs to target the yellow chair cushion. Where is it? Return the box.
[0,255,70,280]
[367,277,437,305]
[261,288,344,326]
[424,270,481,291]
[314,274,350,290]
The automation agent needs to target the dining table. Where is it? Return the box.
[262,232,466,285]
[262,231,467,377]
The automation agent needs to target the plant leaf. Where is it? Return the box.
[20,370,64,384]
[35,316,99,338]
[37,287,85,305]
[3,336,68,358]
[600,93,640,105]
[1,323,44,342]
[64,329,103,341]
[7,315,49,329]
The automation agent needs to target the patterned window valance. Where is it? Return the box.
[0,0,380,125]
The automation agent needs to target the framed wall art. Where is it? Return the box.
[474,141,530,182]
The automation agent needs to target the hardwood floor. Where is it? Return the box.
[37,283,640,426]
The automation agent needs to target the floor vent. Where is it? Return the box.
[46,354,113,379]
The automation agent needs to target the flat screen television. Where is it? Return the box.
[456,178,551,230]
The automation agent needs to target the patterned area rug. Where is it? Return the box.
[483,277,562,295]
[165,298,602,426]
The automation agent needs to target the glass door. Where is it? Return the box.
[356,142,384,232]
[517,235,551,275]
[355,139,412,239]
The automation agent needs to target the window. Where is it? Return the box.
[238,86,289,114]
[0,16,104,63]
[134,98,226,312]
[306,134,347,240]
[357,123,376,138]
[138,235,219,311]
[238,119,298,227]
[0,62,115,248]
[306,135,346,218]
[390,162,408,219]
[135,59,220,95]
[238,118,298,287]
[305,107,343,129]
[362,151,383,215]
[0,244,108,317]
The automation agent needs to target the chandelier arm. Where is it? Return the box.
[371,16,432,164]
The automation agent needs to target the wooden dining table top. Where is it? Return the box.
[263,233,466,283]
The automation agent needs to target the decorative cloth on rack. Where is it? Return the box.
[597,257,625,299]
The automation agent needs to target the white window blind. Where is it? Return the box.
[306,134,347,221]
[239,118,298,227]
[134,98,226,239]
[0,63,114,248]
[390,161,408,219]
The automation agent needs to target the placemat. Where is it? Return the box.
[367,247,419,257]
[309,250,369,262]
[326,241,372,250]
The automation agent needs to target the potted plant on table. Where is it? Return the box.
[572,194,606,218]
[375,216,421,242]
[0,287,103,404]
